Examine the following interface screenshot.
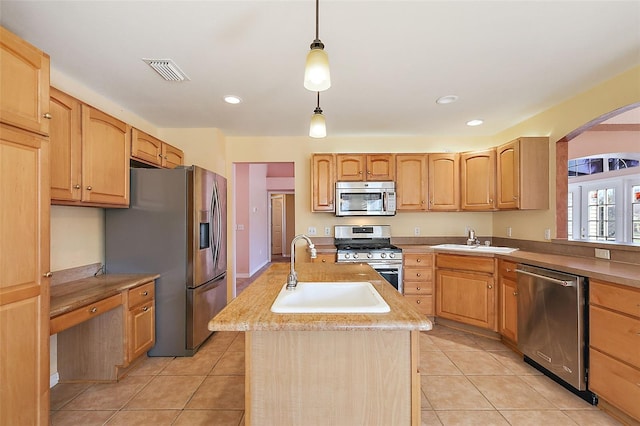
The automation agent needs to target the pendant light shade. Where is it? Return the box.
[304,0,331,92]
[309,92,327,138]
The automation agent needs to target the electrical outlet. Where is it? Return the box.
[595,248,610,259]
[324,226,331,236]
[307,226,317,236]
[414,227,420,236]
[544,228,551,240]
[236,224,245,231]
[506,227,512,237]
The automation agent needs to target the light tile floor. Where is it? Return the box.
[50,325,623,425]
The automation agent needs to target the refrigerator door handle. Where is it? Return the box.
[214,181,222,270]
[210,181,218,270]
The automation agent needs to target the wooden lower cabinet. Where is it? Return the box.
[435,254,497,331]
[403,252,434,316]
[498,260,518,344]
[312,253,336,264]
[589,280,640,422]
[126,281,155,362]
[0,123,50,426]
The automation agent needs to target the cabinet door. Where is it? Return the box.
[499,274,518,343]
[396,154,428,211]
[0,27,50,135]
[0,124,50,425]
[311,154,335,211]
[131,128,162,167]
[162,143,184,169]
[428,153,460,211]
[436,269,496,330]
[81,105,130,206]
[336,154,365,181]
[496,140,519,209]
[49,88,82,201]
[366,154,395,181]
[460,149,496,211]
[128,303,155,362]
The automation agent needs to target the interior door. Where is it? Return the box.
[271,195,284,256]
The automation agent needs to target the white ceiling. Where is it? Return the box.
[1,1,639,138]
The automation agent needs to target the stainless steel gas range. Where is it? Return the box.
[334,225,403,293]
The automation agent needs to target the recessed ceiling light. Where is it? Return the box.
[436,95,459,105]
[466,119,484,126]
[224,95,242,104]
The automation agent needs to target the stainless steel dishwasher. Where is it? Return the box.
[516,264,596,404]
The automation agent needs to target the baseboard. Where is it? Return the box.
[249,260,269,277]
[236,273,250,279]
[50,372,59,388]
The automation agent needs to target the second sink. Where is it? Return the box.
[270,281,390,314]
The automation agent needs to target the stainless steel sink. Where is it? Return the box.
[431,244,519,254]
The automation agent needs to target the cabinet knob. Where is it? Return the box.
[416,273,421,277]
[513,291,518,296]
[142,306,149,312]
[159,154,163,158]
[489,198,493,203]
[90,307,98,314]
[367,171,371,175]
[416,287,421,291]
[322,259,326,263]
[416,300,421,304]
[142,291,149,296]
[488,285,493,289]
[513,196,518,200]
[86,186,92,190]
[358,171,363,174]
[74,184,81,189]
[506,268,512,272]
[416,258,421,263]
[43,113,52,119]
[43,272,52,278]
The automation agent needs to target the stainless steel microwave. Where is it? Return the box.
[335,181,397,216]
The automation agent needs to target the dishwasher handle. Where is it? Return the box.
[515,268,575,287]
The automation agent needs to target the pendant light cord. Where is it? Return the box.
[315,0,319,41]
[314,92,322,114]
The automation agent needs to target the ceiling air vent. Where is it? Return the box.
[142,59,190,81]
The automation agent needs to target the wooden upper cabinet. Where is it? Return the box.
[131,128,184,169]
[81,105,130,206]
[496,137,549,210]
[460,148,496,211]
[0,123,50,426]
[428,153,460,211]
[336,154,395,181]
[0,27,50,136]
[162,143,184,169]
[396,154,428,211]
[311,153,336,212]
[50,88,82,201]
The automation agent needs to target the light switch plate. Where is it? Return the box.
[307,226,317,236]
[595,248,610,260]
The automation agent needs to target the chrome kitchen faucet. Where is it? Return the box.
[287,234,317,290]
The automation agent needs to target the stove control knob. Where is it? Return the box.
[353,253,359,259]
[367,253,373,259]
[344,253,350,259]
[380,253,387,258]
[389,253,395,258]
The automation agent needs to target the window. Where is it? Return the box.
[587,188,616,241]
[633,185,640,243]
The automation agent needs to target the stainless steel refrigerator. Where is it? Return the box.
[105,166,227,356]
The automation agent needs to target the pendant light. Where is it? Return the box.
[309,92,327,138]
[304,0,331,92]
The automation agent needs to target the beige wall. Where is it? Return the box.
[158,128,227,177]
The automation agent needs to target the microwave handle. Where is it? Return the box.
[383,191,388,211]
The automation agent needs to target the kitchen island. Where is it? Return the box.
[208,262,432,426]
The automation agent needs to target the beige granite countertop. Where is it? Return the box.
[208,262,432,332]
[50,274,160,318]
[498,251,640,289]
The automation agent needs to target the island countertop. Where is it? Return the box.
[208,262,432,332]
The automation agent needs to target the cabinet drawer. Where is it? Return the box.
[591,280,640,318]
[436,253,495,274]
[128,281,155,308]
[312,253,336,264]
[403,267,432,283]
[404,295,433,315]
[403,253,433,267]
[403,280,433,295]
[498,259,517,280]
[590,305,640,368]
[589,348,640,420]
[50,293,122,335]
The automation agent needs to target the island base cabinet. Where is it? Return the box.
[589,349,640,421]
[246,330,421,425]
